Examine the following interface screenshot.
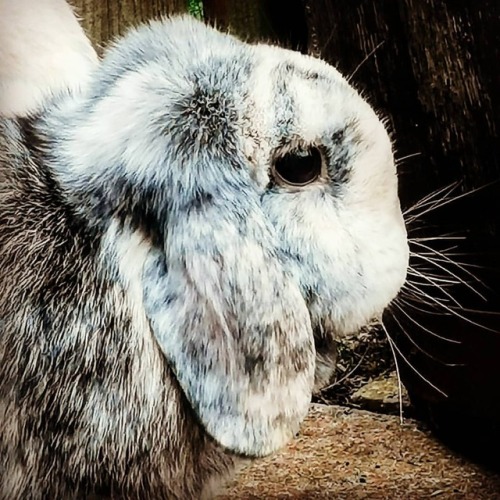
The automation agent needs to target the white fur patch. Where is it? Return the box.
[97,221,164,424]
[0,0,98,117]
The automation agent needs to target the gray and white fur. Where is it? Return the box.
[0,14,409,499]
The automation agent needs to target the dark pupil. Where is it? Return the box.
[274,147,322,186]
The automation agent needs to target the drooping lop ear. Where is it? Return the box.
[141,174,315,457]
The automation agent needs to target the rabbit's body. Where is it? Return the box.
[0,118,235,498]
[0,15,408,499]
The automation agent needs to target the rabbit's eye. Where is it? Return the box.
[272,147,322,187]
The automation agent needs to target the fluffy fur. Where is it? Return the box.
[0,0,98,117]
[0,13,408,499]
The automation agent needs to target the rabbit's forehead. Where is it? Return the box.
[239,48,389,186]
[243,47,378,154]
[247,49,354,133]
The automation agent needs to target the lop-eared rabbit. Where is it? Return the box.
[0,3,409,498]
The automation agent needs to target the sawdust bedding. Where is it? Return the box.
[219,405,500,499]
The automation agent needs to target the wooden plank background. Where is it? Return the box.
[72,0,187,51]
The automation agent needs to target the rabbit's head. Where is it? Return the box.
[34,17,408,457]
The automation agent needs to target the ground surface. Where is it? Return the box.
[219,404,500,499]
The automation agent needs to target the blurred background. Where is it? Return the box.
[70,0,500,468]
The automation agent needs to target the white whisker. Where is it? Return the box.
[410,242,488,300]
[407,267,461,286]
[395,152,422,165]
[403,182,460,219]
[411,240,485,282]
[380,318,405,423]
[406,267,463,307]
[400,283,450,309]
[397,293,452,317]
[408,280,499,333]
[347,41,385,83]
[380,319,448,397]
[389,306,462,366]
[406,180,498,223]
[411,236,466,242]
[393,297,461,344]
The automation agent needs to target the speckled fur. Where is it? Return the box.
[0,15,408,499]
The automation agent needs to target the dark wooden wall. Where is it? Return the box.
[295,0,500,464]
[72,0,186,52]
[70,0,500,463]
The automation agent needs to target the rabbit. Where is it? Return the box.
[0,0,98,117]
[0,14,409,500]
